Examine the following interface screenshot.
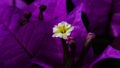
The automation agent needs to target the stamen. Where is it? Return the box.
[39,5,47,21]
[19,12,32,26]
[24,12,32,22]
[19,19,26,26]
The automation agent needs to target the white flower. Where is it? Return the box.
[52,21,74,39]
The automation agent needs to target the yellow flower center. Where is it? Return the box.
[52,21,74,39]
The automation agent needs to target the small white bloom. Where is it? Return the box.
[52,21,74,39]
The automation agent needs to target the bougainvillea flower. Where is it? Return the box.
[15,3,94,68]
[0,0,97,68]
[52,21,74,39]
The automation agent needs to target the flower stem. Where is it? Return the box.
[39,5,47,21]
[61,39,70,67]
[74,41,91,68]
[74,33,95,68]
[65,40,76,68]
